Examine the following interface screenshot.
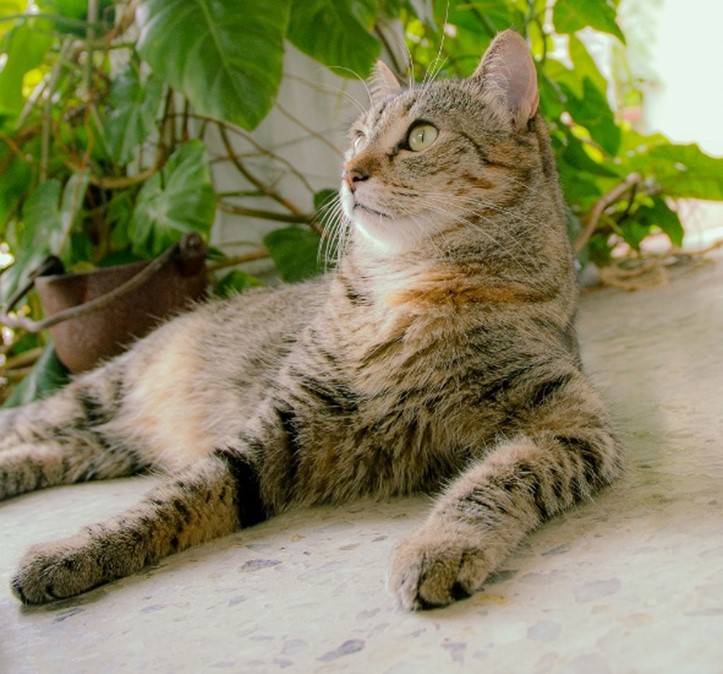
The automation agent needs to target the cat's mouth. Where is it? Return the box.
[353,199,389,219]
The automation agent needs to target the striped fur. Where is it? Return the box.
[1,31,621,609]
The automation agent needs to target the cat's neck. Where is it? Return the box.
[336,228,566,314]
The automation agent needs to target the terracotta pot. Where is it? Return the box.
[34,234,207,373]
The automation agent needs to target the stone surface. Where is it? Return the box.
[2,255,722,673]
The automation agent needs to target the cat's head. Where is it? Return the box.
[338,30,560,258]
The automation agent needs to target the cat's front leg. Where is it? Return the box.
[389,429,621,610]
[11,449,266,604]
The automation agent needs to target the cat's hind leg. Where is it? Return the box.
[11,448,267,604]
[0,369,147,501]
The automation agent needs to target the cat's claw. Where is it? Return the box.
[388,531,490,611]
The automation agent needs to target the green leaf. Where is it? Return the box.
[57,169,89,261]
[130,141,216,257]
[563,78,620,156]
[0,0,25,39]
[568,35,607,97]
[264,226,322,283]
[635,196,684,248]
[1,177,76,301]
[552,0,625,43]
[215,269,264,298]
[3,344,70,408]
[313,188,338,215]
[35,0,115,35]
[22,180,62,250]
[287,0,380,78]
[0,147,32,225]
[648,143,723,201]
[136,0,289,130]
[104,67,164,165]
[0,246,47,304]
[0,18,53,119]
[560,130,619,178]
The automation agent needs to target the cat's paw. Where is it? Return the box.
[388,530,491,611]
[11,538,100,605]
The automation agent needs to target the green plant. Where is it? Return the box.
[1,0,722,404]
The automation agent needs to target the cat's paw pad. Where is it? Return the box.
[11,540,97,605]
[388,534,490,611]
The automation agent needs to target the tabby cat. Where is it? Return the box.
[0,31,621,610]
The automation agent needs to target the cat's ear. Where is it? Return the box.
[369,60,403,105]
[469,30,539,128]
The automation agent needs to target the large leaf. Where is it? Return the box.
[35,0,115,35]
[287,0,380,78]
[136,0,289,130]
[634,196,684,248]
[215,269,264,298]
[647,144,723,201]
[0,18,53,119]
[568,35,608,97]
[0,0,25,39]
[563,78,620,156]
[0,147,32,226]
[21,180,63,250]
[1,173,86,300]
[3,344,69,408]
[104,67,164,165]
[130,141,216,256]
[57,169,90,263]
[552,0,625,44]
[264,226,322,283]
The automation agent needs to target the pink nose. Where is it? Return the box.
[343,168,369,191]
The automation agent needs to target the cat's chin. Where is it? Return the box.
[350,211,432,256]
[342,195,441,255]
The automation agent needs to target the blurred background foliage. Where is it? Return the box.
[1,0,722,403]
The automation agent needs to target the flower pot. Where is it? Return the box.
[33,234,207,373]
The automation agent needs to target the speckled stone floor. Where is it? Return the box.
[2,254,722,674]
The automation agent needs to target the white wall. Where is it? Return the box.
[626,0,723,245]
[209,46,366,268]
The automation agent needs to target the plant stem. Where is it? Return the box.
[574,174,642,254]
[206,249,270,273]
[217,201,313,224]
[217,123,307,217]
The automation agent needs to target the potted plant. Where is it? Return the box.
[2,0,722,404]
[0,1,221,394]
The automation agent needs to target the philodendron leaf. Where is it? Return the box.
[105,67,164,165]
[287,0,380,77]
[130,141,216,257]
[635,196,685,248]
[3,344,69,408]
[264,226,322,283]
[552,0,625,44]
[35,0,115,35]
[57,170,89,263]
[562,78,621,157]
[215,269,264,298]
[0,18,52,118]
[647,144,723,201]
[136,0,289,130]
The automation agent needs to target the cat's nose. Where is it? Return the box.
[342,168,369,191]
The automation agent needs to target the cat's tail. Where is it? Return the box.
[11,449,267,604]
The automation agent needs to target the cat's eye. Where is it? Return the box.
[353,133,365,152]
[407,123,438,152]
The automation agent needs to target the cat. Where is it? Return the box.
[0,30,621,610]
